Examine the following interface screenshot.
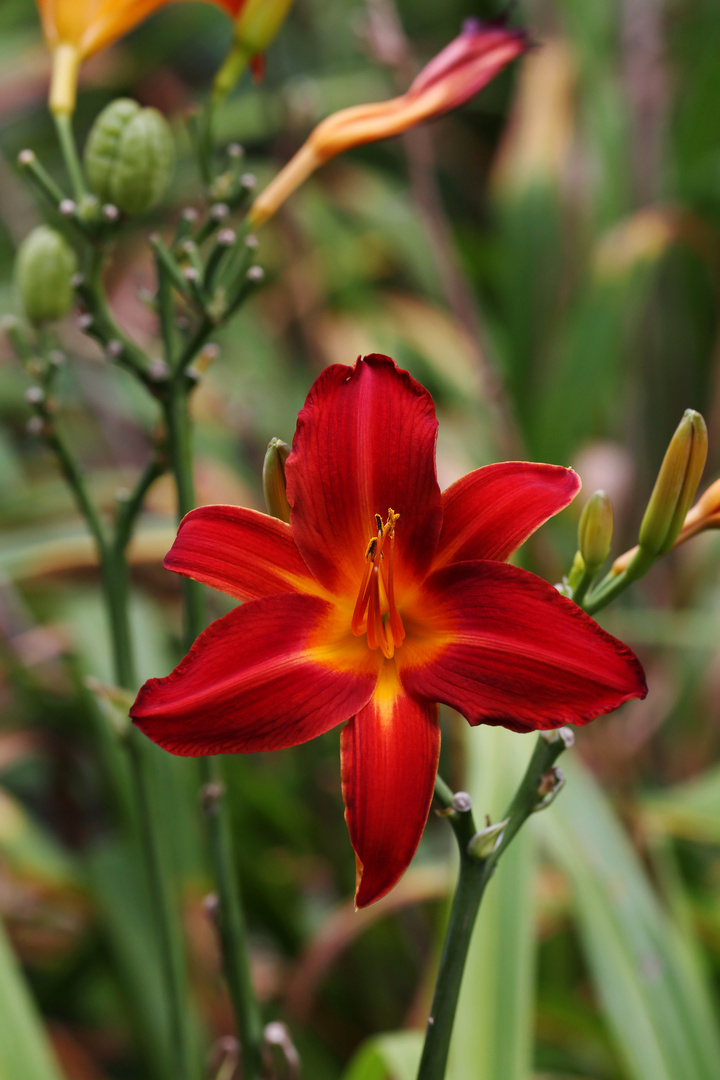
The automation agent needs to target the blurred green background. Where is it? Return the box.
[1,0,720,1078]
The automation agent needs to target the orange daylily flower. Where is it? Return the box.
[249,18,529,225]
[35,0,244,114]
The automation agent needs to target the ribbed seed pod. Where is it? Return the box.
[84,99,175,216]
[15,226,77,324]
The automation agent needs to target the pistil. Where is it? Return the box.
[351,510,406,658]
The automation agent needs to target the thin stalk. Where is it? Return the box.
[163,380,264,1079]
[37,370,193,1080]
[53,112,86,201]
[417,735,570,1080]
[584,546,655,615]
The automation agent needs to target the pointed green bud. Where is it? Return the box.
[467,818,509,860]
[578,490,614,574]
[263,437,291,523]
[15,226,77,324]
[639,410,708,557]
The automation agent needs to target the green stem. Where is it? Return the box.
[163,381,263,1079]
[584,546,655,615]
[53,112,86,201]
[417,735,570,1080]
[36,368,193,1080]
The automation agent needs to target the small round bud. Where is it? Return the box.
[48,350,66,368]
[210,203,229,222]
[77,313,94,332]
[245,234,260,250]
[639,409,708,557]
[217,228,236,247]
[25,386,45,406]
[263,437,291,523]
[102,203,120,222]
[182,207,198,223]
[18,149,35,167]
[578,491,613,574]
[247,265,265,283]
[27,416,45,436]
[203,893,220,922]
[84,98,175,216]
[451,791,472,814]
[183,266,200,283]
[149,359,170,382]
[15,226,77,324]
[227,143,244,160]
[241,172,257,190]
[71,273,85,289]
[59,199,76,217]
[106,339,124,360]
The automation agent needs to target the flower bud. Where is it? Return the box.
[249,20,528,226]
[676,477,720,543]
[15,226,77,324]
[214,0,295,98]
[638,410,708,557]
[578,491,614,574]
[84,99,175,216]
[263,438,291,523]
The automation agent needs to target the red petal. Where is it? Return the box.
[163,505,323,601]
[131,594,381,755]
[341,668,440,907]
[398,562,646,732]
[434,462,580,569]
[286,355,443,598]
[409,19,529,110]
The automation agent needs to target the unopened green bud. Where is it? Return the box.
[467,818,509,860]
[578,490,614,574]
[639,410,708,557]
[15,226,77,324]
[263,438,291,523]
[84,99,175,216]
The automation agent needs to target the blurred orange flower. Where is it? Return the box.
[36,0,244,113]
[249,18,529,225]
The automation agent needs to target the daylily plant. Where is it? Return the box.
[131,356,646,906]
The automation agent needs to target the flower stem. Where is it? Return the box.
[37,412,193,1080]
[53,112,86,202]
[418,734,570,1080]
[163,380,264,1079]
[584,546,655,615]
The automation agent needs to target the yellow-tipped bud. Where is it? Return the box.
[638,409,708,557]
[578,490,614,574]
[263,437,291,523]
[214,0,295,99]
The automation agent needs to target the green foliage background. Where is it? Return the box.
[1,0,720,1078]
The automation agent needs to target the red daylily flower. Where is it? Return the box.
[131,355,646,906]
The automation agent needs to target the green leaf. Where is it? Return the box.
[448,726,535,1080]
[536,756,720,1080]
[0,918,65,1080]
[342,1032,422,1080]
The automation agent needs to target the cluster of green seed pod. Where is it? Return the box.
[84,98,175,217]
[15,226,77,324]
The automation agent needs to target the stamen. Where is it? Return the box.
[350,539,376,635]
[351,509,404,656]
